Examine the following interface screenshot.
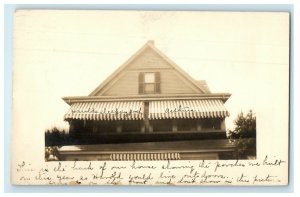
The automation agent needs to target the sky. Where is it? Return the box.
[13,10,289,132]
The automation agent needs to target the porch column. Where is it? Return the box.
[149,123,153,133]
[196,120,202,132]
[68,120,76,138]
[172,119,178,132]
[83,120,87,129]
[141,123,146,133]
[116,121,122,133]
[92,121,97,134]
[220,119,226,131]
[143,101,152,133]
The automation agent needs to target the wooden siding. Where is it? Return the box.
[101,72,139,96]
[160,70,197,94]
[100,69,198,96]
[98,48,201,96]
[127,48,172,69]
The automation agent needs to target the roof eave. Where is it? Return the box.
[62,93,231,105]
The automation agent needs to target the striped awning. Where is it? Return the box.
[64,99,229,121]
[64,101,144,121]
[149,99,229,120]
[110,152,181,161]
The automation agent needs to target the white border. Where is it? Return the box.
[2,0,299,195]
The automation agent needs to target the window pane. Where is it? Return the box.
[144,84,155,93]
[144,73,155,83]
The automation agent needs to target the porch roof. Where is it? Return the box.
[64,99,229,121]
[149,99,229,120]
[64,101,144,121]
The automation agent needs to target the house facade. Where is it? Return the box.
[60,41,236,161]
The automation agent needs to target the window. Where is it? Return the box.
[144,73,155,83]
[138,72,160,94]
[144,73,155,93]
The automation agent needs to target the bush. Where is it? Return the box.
[45,127,71,146]
[45,146,60,161]
[227,110,256,159]
[45,127,72,161]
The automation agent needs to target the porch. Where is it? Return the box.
[59,139,237,161]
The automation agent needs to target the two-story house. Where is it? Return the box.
[59,40,236,161]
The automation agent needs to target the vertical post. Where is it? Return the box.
[197,120,202,132]
[69,120,75,138]
[92,121,97,134]
[116,121,122,133]
[141,123,146,133]
[172,119,178,132]
[149,123,153,133]
[143,102,150,133]
[220,119,226,131]
[83,120,86,128]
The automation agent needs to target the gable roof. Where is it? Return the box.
[89,40,209,96]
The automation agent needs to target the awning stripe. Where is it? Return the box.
[149,99,229,120]
[64,101,144,121]
[110,153,181,161]
[64,99,229,121]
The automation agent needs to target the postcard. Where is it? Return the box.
[11,10,289,185]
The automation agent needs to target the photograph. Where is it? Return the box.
[11,9,289,186]
[46,40,255,161]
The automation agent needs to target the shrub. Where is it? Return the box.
[45,146,60,161]
[45,127,71,146]
[227,110,256,159]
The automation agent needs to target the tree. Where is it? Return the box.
[45,127,70,146]
[227,110,256,159]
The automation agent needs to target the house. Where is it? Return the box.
[59,40,236,161]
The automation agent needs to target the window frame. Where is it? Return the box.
[143,72,156,94]
[138,72,161,94]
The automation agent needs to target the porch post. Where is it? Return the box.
[92,121,97,134]
[220,119,226,131]
[141,123,146,133]
[172,119,178,132]
[197,120,202,132]
[143,102,151,133]
[69,120,76,138]
[116,121,122,133]
[149,122,153,133]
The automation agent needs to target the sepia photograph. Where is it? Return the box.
[11,9,289,185]
[46,40,255,161]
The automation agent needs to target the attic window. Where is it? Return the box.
[145,73,155,83]
[139,72,160,94]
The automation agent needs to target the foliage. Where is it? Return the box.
[45,146,60,161]
[227,110,256,159]
[45,127,72,161]
[45,127,71,146]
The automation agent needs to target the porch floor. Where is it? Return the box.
[59,139,235,153]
